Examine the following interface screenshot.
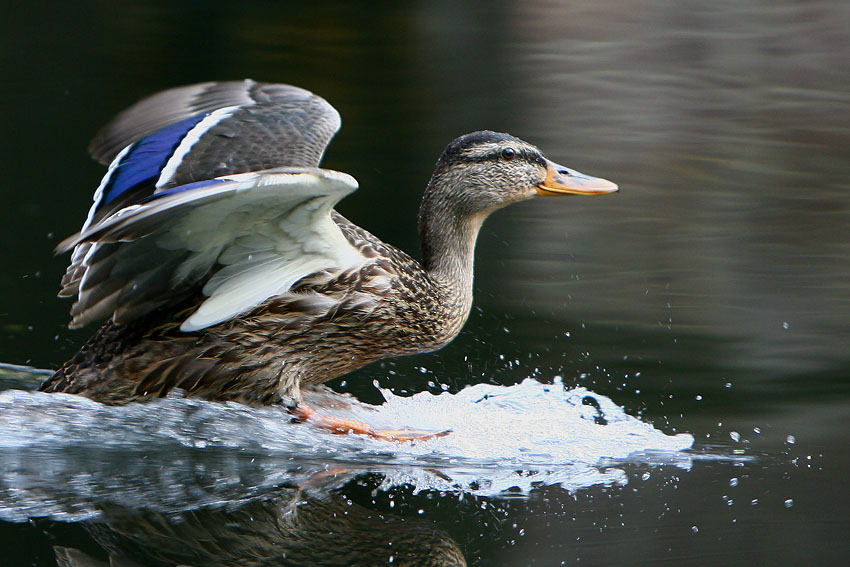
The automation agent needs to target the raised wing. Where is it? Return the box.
[59,80,353,330]
[84,80,341,227]
[89,80,340,167]
[58,168,364,332]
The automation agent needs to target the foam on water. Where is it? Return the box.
[349,378,693,463]
[0,377,694,519]
[0,377,692,460]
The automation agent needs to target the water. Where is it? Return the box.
[0,377,694,522]
[2,1,849,565]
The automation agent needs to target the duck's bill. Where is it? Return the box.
[537,159,618,196]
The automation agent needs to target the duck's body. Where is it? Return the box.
[42,212,466,405]
[40,80,617,427]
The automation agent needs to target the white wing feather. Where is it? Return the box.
[61,167,364,332]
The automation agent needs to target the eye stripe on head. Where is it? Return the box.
[458,142,529,162]
[436,131,547,169]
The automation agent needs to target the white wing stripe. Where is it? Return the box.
[81,144,133,234]
[154,106,241,188]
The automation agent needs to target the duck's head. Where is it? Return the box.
[422,130,618,221]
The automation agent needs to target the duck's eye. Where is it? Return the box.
[501,147,516,160]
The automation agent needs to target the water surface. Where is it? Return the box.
[1,1,848,565]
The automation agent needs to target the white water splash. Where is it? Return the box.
[0,377,693,519]
[346,378,693,463]
[0,377,692,461]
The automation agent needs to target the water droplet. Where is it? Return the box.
[784,499,794,508]
[730,431,740,442]
[729,478,738,487]
[695,395,702,401]
[753,427,761,434]
[782,322,790,330]
[691,525,699,533]
[751,499,759,506]
[786,435,796,445]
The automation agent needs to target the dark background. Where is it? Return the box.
[1,1,848,565]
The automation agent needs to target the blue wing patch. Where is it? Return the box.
[100,113,208,206]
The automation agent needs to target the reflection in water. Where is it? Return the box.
[53,477,466,567]
[0,373,695,565]
[1,444,701,567]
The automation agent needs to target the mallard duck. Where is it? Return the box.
[39,80,617,440]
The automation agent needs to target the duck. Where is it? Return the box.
[39,79,617,440]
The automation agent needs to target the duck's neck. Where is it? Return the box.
[417,181,486,310]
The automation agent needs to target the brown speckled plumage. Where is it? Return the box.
[42,214,465,405]
[41,81,617,407]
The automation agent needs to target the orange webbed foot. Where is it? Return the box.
[290,403,451,442]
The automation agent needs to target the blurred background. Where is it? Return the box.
[1,1,848,565]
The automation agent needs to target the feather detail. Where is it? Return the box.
[61,168,363,331]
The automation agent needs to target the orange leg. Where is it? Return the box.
[290,404,451,442]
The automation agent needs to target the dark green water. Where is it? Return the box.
[1,1,848,565]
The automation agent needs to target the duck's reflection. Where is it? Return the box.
[54,475,466,567]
